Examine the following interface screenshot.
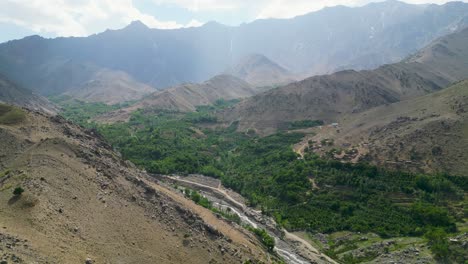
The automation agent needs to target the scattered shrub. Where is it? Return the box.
[425,228,450,260]
[246,226,275,251]
[13,187,24,196]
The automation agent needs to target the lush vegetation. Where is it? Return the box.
[58,102,467,261]
[99,109,464,235]
[49,96,133,127]
[287,119,324,129]
[245,226,275,252]
[223,136,463,237]
[0,104,26,124]
[184,188,241,224]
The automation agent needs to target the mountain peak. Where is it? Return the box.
[125,20,149,30]
[246,53,274,63]
[202,21,226,28]
[227,54,294,87]
[368,0,407,6]
[236,54,289,73]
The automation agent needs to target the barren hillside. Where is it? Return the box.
[301,80,468,175]
[64,69,155,105]
[0,105,270,263]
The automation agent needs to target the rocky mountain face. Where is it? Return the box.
[1,1,468,94]
[0,74,56,114]
[221,26,468,135]
[64,69,155,105]
[98,74,255,123]
[0,106,269,263]
[227,54,295,87]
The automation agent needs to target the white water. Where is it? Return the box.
[214,202,258,228]
[212,202,311,264]
[275,247,311,264]
[161,175,320,264]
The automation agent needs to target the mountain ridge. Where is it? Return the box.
[97,74,255,123]
[227,54,295,87]
[221,26,468,134]
[1,0,468,94]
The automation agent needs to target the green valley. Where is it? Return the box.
[58,100,468,263]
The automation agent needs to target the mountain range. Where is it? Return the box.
[221,26,468,134]
[98,74,254,123]
[1,0,468,97]
[1,1,468,263]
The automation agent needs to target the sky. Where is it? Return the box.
[0,0,466,43]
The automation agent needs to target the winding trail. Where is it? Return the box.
[293,140,309,159]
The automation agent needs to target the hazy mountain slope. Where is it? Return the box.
[404,27,468,82]
[310,80,468,176]
[0,41,102,96]
[227,54,295,87]
[1,1,468,92]
[133,74,254,112]
[97,75,254,123]
[0,74,56,114]
[64,69,155,105]
[221,26,468,134]
[0,106,269,263]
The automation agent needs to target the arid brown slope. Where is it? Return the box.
[0,106,270,263]
[65,69,155,105]
[222,27,468,135]
[98,74,254,123]
[307,80,468,175]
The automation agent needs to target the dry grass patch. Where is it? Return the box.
[0,103,26,124]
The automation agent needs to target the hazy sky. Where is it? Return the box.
[0,0,466,43]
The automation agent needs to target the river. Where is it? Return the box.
[156,174,336,264]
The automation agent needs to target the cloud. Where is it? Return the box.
[257,0,369,19]
[0,0,198,38]
[151,0,253,11]
[0,0,466,40]
[256,0,468,19]
[149,0,468,20]
[185,19,204,27]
